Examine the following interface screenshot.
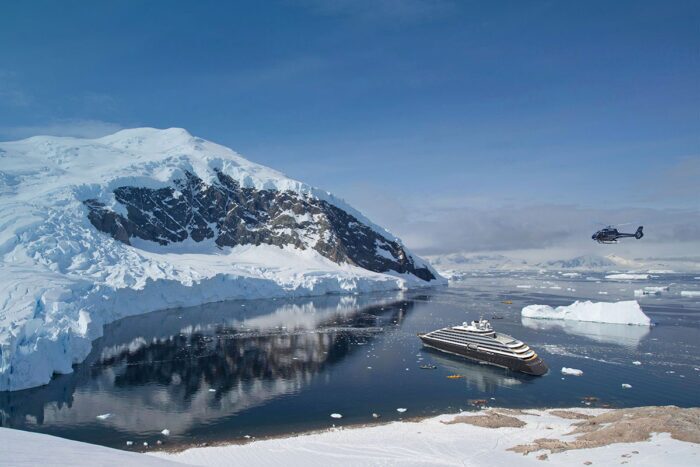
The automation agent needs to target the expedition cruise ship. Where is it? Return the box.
[418,319,548,376]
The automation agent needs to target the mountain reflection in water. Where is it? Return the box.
[0,293,413,436]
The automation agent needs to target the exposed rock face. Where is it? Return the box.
[85,169,436,281]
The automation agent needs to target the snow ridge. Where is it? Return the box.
[0,128,444,391]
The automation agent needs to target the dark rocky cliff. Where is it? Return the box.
[85,169,436,281]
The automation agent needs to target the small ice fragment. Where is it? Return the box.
[632,361,642,366]
[622,383,632,389]
[367,366,372,370]
[156,440,163,445]
[208,388,216,392]
[126,441,133,446]
[161,429,170,436]
[561,367,583,376]
[372,413,380,418]
[397,408,407,413]
[330,413,343,419]
[244,435,251,439]
[96,413,112,420]
[143,442,149,447]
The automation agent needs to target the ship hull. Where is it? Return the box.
[418,335,548,376]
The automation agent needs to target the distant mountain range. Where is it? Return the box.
[428,252,699,274]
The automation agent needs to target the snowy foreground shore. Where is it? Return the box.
[2,406,698,466]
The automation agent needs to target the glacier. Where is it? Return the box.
[0,127,444,391]
[521,300,651,326]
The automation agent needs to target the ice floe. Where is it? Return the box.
[605,274,650,280]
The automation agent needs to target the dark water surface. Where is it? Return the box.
[2,272,699,450]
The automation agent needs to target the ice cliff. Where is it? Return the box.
[0,127,443,391]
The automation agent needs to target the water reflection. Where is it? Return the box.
[520,317,650,347]
[423,349,533,392]
[0,293,413,436]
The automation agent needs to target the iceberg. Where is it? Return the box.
[521,300,651,326]
[605,273,650,280]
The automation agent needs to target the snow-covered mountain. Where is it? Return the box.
[427,252,657,275]
[0,127,443,391]
[539,255,617,270]
[427,253,530,272]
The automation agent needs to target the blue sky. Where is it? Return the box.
[1,0,698,257]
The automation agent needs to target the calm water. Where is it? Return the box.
[2,272,699,450]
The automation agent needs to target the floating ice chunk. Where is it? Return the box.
[561,367,583,376]
[681,291,700,298]
[598,291,608,295]
[522,300,651,326]
[397,408,407,413]
[96,413,112,420]
[632,361,642,365]
[208,388,216,392]
[330,413,343,419]
[143,442,149,447]
[621,383,632,389]
[605,274,650,280]
[516,285,532,289]
[125,441,133,446]
[161,429,170,436]
[372,413,380,418]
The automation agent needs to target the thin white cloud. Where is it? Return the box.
[343,185,700,260]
